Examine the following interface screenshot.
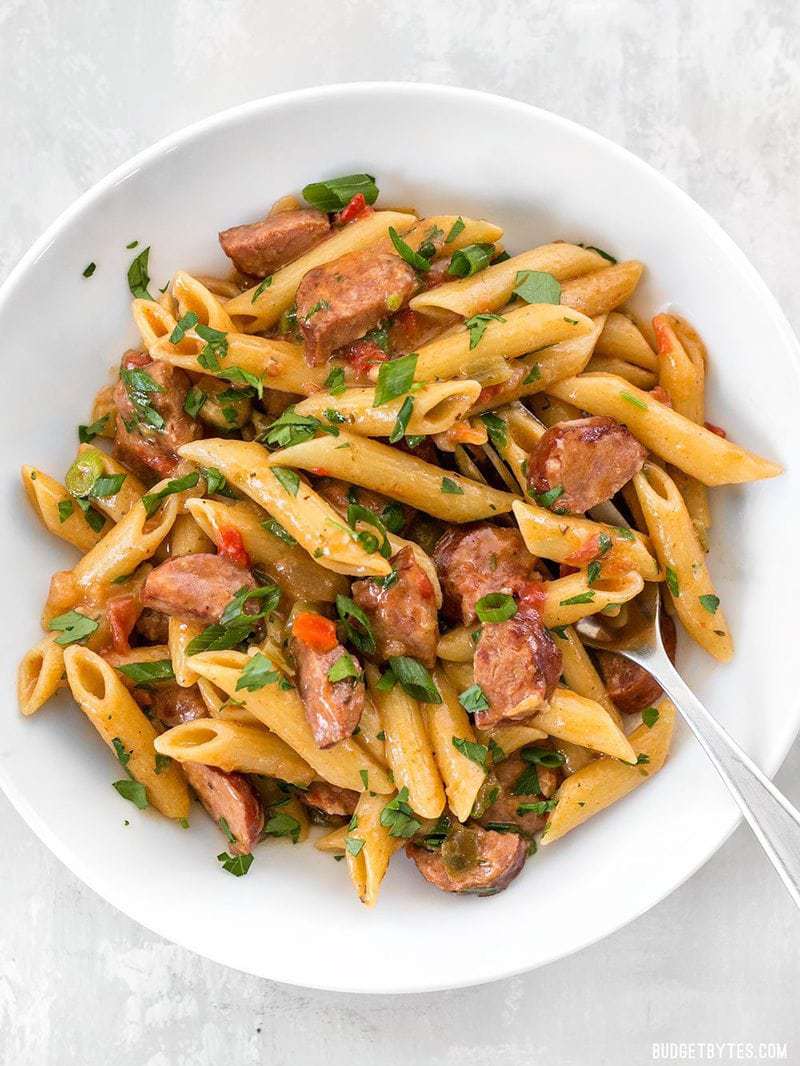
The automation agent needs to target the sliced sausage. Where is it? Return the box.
[219,208,330,278]
[299,780,359,818]
[388,305,456,355]
[473,602,562,728]
[182,763,264,854]
[296,248,417,365]
[141,683,264,854]
[138,681,207,727]
[113,351,201,480]
[406,824,527,896]
[526,416,646,514]
[595,610,677,712]
[479,752,560,836]
[290,633,365,748]
[135,607,169,644]
[104,592,143,654]
[142,553,255,623]
[351,547,439,667]
[432,523,541,625]
[316,478,415,534]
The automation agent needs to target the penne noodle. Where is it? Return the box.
[550,626,622,726]
[585,356,657,390]
[594,311,657,371]
[376,214,503,259]
[547,373,782,484]
[168,617,203,687]
[169,512,214,557]
[671,467,712,553]
[531,687,635,762]
[187,650,394,793]
[410,242,608,318]
[436,571,645,662]
[511,498,660,579]
[132,298,177,353]
[366,666,445,820]
[315,824,348,854]
[346,791,404,908]
[413,303,594,384]
[185,497,348,602]
[154,718,315,785]
[225,210,418,330]
[22,466,109,551]
[528,393,582,427]
[63,646,190,819]
[17,635,65,716]
[424,669,486,822]
[354,694,389,768]
[542,700,676,843]
[294,380,482,439]
[75,445,145,522]
[476,723,547,756]
[633,463,733,661]
[261,430,515,522]
[171,270,236,333]
[197,676,259,724]
[179,438,391,578]
[559,261,644,318]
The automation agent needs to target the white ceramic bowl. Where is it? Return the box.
[2,84,799,994]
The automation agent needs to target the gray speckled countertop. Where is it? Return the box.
[2,2,799,1062]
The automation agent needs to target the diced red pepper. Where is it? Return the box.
[345,339,388,381]
[652,314,672,355]
[105,593,142,653]
[292,612,338,653]
[564,533,602,567]
[649,384,672,408]
[218,526,250,570]
[310,467,330,477]
[336,193,372,225]
[518,579,547,613]
[704,420,727,438]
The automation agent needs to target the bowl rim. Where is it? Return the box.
[2,81,799,993]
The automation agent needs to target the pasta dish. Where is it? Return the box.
[17,173,782,903]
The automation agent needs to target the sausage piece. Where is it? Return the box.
[142,553,255,623]
[432,523,541,625]
[135,607,169,644]
[113,351,201,480]
[351,546,439,667]
[526,416,646,514]
[290,634,365,748]
[473,602,562,728]
[299,780,359,818]
[479,752,560,836]
[139,683,263,853]
[595,610,678,712]
[219,208,330,278]
[296,249,417,365]
[406,825,527,896]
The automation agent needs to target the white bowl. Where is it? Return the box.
[2,83,799,994]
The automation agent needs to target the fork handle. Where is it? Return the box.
[654,657,800,907]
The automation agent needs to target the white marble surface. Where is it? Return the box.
[2,1,799,1062]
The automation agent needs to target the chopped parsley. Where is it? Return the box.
[512,270,561,304]
[465,312,505,350]
[451,736,488,767]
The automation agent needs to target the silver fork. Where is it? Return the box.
[576,579,800,906]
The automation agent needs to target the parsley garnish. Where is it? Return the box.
[141,472,199,517]
[272,467,300,496]
[452,736,488,767]
[389,395,414,443]
[458,684,489,715]
[380,787,421,838]
[464,313,505,350]
[642,707,660,728]
[217,851,253,876]
[325,366,346,395]
[388,226,432,272]
[236,652,282,692]
[699,594,719,614]
[127,246,153,300]
[117,659,175,685]
[113,779,148,809]
[445,217,465,243]
[665,567,680,597]
[374,353,417,406]
[387,656,442,704]
[169,311,199,344]
[441,476,463,495]
[512,270,561,304]
[82,262,96,278]
[559,591,595,606]
[48,610,98,647]
[78,414,110,444]
[251,276,273,303]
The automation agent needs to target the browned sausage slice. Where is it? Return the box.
[113,351,201,480]
[479,753,560,836]
[219,208,330,277]
[432,523,541,625]
[135,607,169,644]
[473,602,562,728]
[316,478,415,534]
[296,249,417,365]
[351,547,439,667]
[526,416,646,513]
[290,634,365,748]
[142,553,255,623]
[182,763,264,854]
[406,825,527,895]
[136,681,207,727]
[595,611,677,712]
[299,780,359,818]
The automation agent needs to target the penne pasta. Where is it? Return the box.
[172,271,236,333]
[585,356,657,390]
[178,438,391,578]
[168,617,203,687]
[22,466,109,551]
[17,635,65,716]
[154,717,315,785]
[410,242,608,318]
[185,497,349,602]
[131,298,177,352]
[594,311,657,371]
[424,669,486,822]
[197,676,259,724]
[261,430,515,522]
[75,445,145,522]
[187,650,393,793]
[346,791,404,907]
[511,498,660,579]
[633,463,733,661]
[366,666,445,819]
[315,824,348,854]
[169,512,215,557]
[550,625,622,726]
[531,687,635,762]
[542,700,676,843]
[63,646,190,819]
[294,380,482,439]
[547,373,782,484]
[476,722,547,757]
[559,261,643,318]
[225,210,418,330]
